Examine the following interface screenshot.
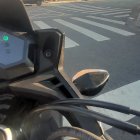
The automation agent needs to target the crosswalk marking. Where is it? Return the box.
[40,9,63,14]
[87,16,125,25]
[55,5,84,12]
[53,6,79,12]
[66,4,106,11]
[114,14,130,18]
[94,80,140,124]
[29,7,58,14]
[52,5,70,10]
[81,8,131,14]
[81,9,106,14]
[86,9,131,15]
[33,8,66,14]
[103,11,131,16]
[53,5,126,14]
[75,4,123,10]
[31,13,49,18]
[65,37,79,48]
[33,21,79,48]
[34,21,52,29]
[54,19,110,42]
[72,17,135,36]
[65,4,130,14]
[31,13,70,19]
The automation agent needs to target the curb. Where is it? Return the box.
[43,0,83,4]
[43,0,103,5]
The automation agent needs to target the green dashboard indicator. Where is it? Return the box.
[3,35,9,41]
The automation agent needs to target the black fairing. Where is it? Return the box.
[0,0,103,137]
[0,0,33,33]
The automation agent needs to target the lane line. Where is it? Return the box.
[72,17,135,36]
[33,21,79,48]
[87,16,125,25]
[114,14,130,18]
[54,19,110,42]
[103,11,131,16]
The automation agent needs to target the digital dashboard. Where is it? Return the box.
[0,30,34,80]
[0,31,25,67]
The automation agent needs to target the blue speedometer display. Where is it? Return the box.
[0,31,25,67]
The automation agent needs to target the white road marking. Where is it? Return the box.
[55,5,84,12]
[114,14,130,18]
[33,21,79,48]
[31,13,50,18]
[93,80,140,130]
[29,7,62,14]
[54,19,110,42]
[82,8,130,14]
[103,11,131,16]
[75,4,124,10]
[34,21,52,29]
[87,16,125,25]
[67,4,130,15]
[41,9,64,14]
[28,10,50,14]
[72,17,135,36]
[65,37,79,48]
[31,13,70,19]
[81,9,107,14]
[66,4,105,11]
[53,6,74,11]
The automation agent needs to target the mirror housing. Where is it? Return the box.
[72,69,109,96]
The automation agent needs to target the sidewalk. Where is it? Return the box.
[126,4,140,29]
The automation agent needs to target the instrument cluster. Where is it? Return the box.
[0,31,25,67]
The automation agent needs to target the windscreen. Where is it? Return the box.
[0,0,33,33]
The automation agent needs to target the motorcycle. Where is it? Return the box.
[0,0,140,140]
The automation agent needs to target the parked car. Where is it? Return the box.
[23,0,43,6]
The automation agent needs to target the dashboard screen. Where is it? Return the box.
[0,31,25,66]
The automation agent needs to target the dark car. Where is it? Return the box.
[23,0,43,6]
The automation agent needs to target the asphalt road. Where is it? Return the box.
[25,0,140,139]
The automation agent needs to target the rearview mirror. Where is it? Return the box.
[72,69,109,96]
